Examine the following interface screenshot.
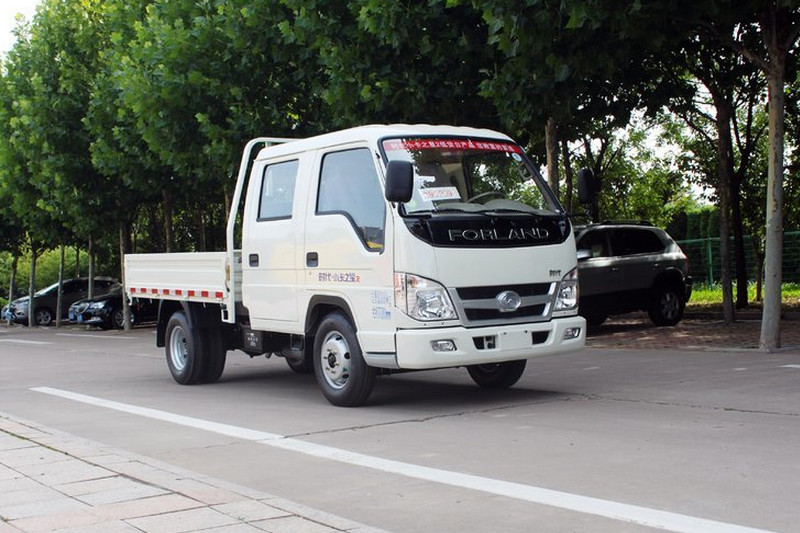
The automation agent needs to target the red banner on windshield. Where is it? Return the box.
[383,139,521,153]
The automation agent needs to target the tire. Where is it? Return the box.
[648,286,684,326]
[199,327,226,384]
[34,308,54,327]
[585,315,607,327]
[111,308,131,330]
[285,351,314,374]
[165,311,205,384]
[467,360,527,389]
[313,312,375,407]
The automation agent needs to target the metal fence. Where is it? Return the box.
[676,231,800,286]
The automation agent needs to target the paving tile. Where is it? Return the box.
[252,516,342,533]
[94,494,202,521]
[52,520,142,533]
[17,459,111,486]
[9,508,103,533]
[56,475,168,505]
[0,464,22,481]
[0,448,67,469]
[126,507,238,533]
[212,501,291,522]
[0,496,88,521]
[0,486,65,507]
[201,525,266,533]
[0,520,24,533]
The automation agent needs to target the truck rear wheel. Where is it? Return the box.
[467,360,527,389]
[166,311,204,384]
[199,327,226,383]
[313,312,375,407]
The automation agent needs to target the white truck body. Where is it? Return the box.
[124,124,586,406]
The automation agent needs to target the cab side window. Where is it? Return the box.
[317,149,385,251]
[258,160,299,220]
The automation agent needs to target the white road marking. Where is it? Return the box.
[31,386,778,533]
[780,364,800,369]
[0,339,52,345]
[56,333,138,340]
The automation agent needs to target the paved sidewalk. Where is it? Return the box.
[0,414,388,533]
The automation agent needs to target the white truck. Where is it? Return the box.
[124,124,591,406]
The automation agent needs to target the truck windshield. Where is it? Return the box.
[382,137,560,215]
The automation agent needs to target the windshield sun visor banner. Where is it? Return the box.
[383,139,522,154]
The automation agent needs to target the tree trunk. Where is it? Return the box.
[119,219,132,331]
[56,244,65,328]
[730,174,748,309]
[28,247,37,328]
[75,246,80,277]
[87,235,95,299]
[713,98,735,323]
[162,188,175,253]
[561,140,574,212]
[545,116,560,200]
[8,254,18,303]
[760,66,784,351]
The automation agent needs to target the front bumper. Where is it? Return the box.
[386,315,585,370]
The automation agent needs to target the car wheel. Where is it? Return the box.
[112,308,126,329]
[165,311,204,384]
[648,286,684,326]
[199,327,226,384]
[286,353,314,374]
[313,312,375,407]
[467,360,527,389]
[585,315,607,327]
[34,308,54,327]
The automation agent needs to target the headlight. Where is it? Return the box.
[18,300,29,309]
[394,273,457,321]
[88,301,107,310]
[554,267,579,312]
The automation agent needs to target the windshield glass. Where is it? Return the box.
[382,137,560,215]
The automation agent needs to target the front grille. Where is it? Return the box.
[451,283,555,326]
[465,304,546,322]
[456,283,551,300]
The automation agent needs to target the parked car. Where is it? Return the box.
[575,221,692,326]
[3,277,118,326]
[69,285,157,329]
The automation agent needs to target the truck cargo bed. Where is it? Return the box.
[125,251,242,305]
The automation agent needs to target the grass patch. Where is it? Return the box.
[688,282,800,311]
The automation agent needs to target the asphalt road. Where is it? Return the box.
[1,324,798,533]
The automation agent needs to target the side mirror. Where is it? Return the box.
[384,160,414,203]
[577,168,599,205]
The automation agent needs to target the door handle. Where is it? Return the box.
[307,252,319,267]
[249,254,259,267]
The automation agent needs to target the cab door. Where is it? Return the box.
[302,146,395,353]
[242,155,307,328]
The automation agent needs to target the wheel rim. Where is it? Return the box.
[169,325,189,372]
[660,291,680,320]
[35,310,52,326]
[113,310,124,328]
[321,331,350,390]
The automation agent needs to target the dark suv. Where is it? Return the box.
[575,222,692,326]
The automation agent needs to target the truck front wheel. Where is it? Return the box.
[166,311,204,384]
[313,312,375,407]
[467,360,527,389]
